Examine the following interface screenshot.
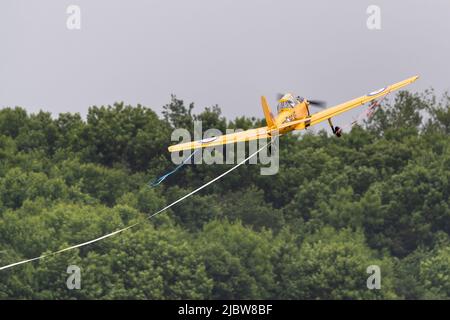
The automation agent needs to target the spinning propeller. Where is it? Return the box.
[307,99,327,108]
[276,93,327,109]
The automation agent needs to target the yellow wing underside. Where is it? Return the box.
[280,75,419,131]
[168,127,271,152]
[168,76,419,152]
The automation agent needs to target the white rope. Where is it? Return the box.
[0,142,269,271]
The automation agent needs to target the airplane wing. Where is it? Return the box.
[168,76,418,151]
[278,75,419,131]
[168,126,271,152]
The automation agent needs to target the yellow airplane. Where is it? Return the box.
[168,76,419,152]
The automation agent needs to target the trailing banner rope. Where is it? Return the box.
[0,142,270,271]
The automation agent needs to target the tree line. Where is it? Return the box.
[0,90,449,299]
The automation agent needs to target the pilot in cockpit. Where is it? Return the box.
[277,93,303,112]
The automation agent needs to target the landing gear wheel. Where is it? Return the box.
[334,126,342,137]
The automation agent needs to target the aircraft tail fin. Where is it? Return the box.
[261,96,275,128]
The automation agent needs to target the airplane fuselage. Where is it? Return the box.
[274,101,310,133]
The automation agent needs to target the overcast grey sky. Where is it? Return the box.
[1,0,449,130]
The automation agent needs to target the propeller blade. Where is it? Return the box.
[308,100,327,108]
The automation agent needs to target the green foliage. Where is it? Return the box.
[84,102,170,170]
[0,90,449,299]
[273,227,397,299]
[196,220,276,299]
[419,244,450,299]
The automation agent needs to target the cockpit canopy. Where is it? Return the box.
[277,93,303,112]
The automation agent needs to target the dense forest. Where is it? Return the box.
[0,90,449,299]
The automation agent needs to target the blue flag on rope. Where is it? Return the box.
[148,150,199,187]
